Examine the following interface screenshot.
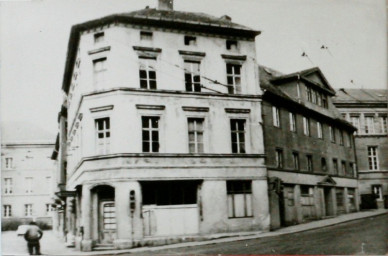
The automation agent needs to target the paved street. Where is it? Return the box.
[127,215,387,255]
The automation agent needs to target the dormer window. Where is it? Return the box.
[94,32,104,44]
[226,40,238,50]
[140,31,153,41]
[184,36,196,46]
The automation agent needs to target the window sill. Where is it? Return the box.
[228,216,253,219]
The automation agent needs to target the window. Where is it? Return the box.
[379,115,387,133]
[368,146,379,170]
[292,152,299,170]
[4,178,12,194]
[322,95,328,108]
[25,177,33,194]
[142,181,197,205]
[341,161,346,176]
[347,188,356,212]
[46,204,53,215]
[339,130,344,145]
[346,132,352,147]
[272,106,280,127]
[275,149,283,168]
[321,158,327,172]
[227,181,253,218]
[226,64,241,94]
[230,119,246,153]
[317,93,322,106]
[25,204,33,217]
[347,163,354,176]
[184,36,196,46]
[333,159,338,175]
[5,157,13,169]
[289,112,296,132]
[142,117,160,153]
[350,115,360,133]
[140,31,153,41]
[365,116,375,134]
[336,189,344,208]
[94,32,104,44]
[188,118,204,153]
[226,40,238,50]
[306,86,312,102]
[184,61,201,92]
[317,122,323,139]
[306,155,313,172]
[3,205,11,217]
[372,185,383,200]
[93,58,107,87]
[311,90,316,104]
[139,57,157,90]
[303,117,310,136]
[329,126,335,143]
[95,118,110,155]
[300,186,314,206]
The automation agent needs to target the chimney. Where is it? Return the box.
[158,0,173,11]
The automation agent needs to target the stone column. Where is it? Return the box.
[65,197,75,247]
[314,186,321,219]
[330,187,337,216]
[113,181,142,249]
[81,185,92,251]
[355,188,361,211]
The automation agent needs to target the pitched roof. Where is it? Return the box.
[1,122,55,145]
[333,88,388,103]
[270,67,336,95]
[258,65,356,131]
[119,8,255,31]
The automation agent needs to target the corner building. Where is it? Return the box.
[55,1,268,251]
[259,66,359,229]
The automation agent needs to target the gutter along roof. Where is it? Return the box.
[61,8,260,94]
[259,65,356,131]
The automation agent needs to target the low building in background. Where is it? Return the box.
[1,122,56,230]
[259,66,359,229]
[333,89,388,209]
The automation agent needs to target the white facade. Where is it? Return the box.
[56,6,269,251]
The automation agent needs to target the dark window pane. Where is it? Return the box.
[140,80,148,89]
[142,117,149,128]
[227,76,234,85]
[143,142,149,152]
[139,70,147,78]
[226,64,232,74]
[194,83,201,92]
[186,82,192,91]
[235,65,241,75]
[152,131,159,141]
[106,132,110,138]
[239,143,245,153]
[143,130,149,141]
[232,143,237,153]
[151,118,158,128]
[193,75,200,83]
[152,142,159,152]
[149,71,156,79]
[149,80,157,90]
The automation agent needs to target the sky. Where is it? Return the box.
[0,0,386,136]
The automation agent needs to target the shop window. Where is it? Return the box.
[227,180,253,218]
[142,181,198,205]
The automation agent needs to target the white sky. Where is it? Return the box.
[0,0,386,135]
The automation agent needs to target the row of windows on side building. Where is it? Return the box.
[272,106,353,147]
[3,204,53,218]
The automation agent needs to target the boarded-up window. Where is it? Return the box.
[227,180,252,218]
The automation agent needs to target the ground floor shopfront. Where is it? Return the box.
[268,171,360,229]
[56,154,269,251]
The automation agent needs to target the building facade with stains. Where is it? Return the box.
[52,1,269,251]
[333,89,388,209]
[1,123,55,229]
[259,66,359,229]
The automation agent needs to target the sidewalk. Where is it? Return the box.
[2,209,386,255]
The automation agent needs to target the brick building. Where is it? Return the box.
[52,1,269,251]
[259,66,359,229]
[333,89,388,209]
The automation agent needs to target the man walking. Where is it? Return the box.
[24,221,43,255]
